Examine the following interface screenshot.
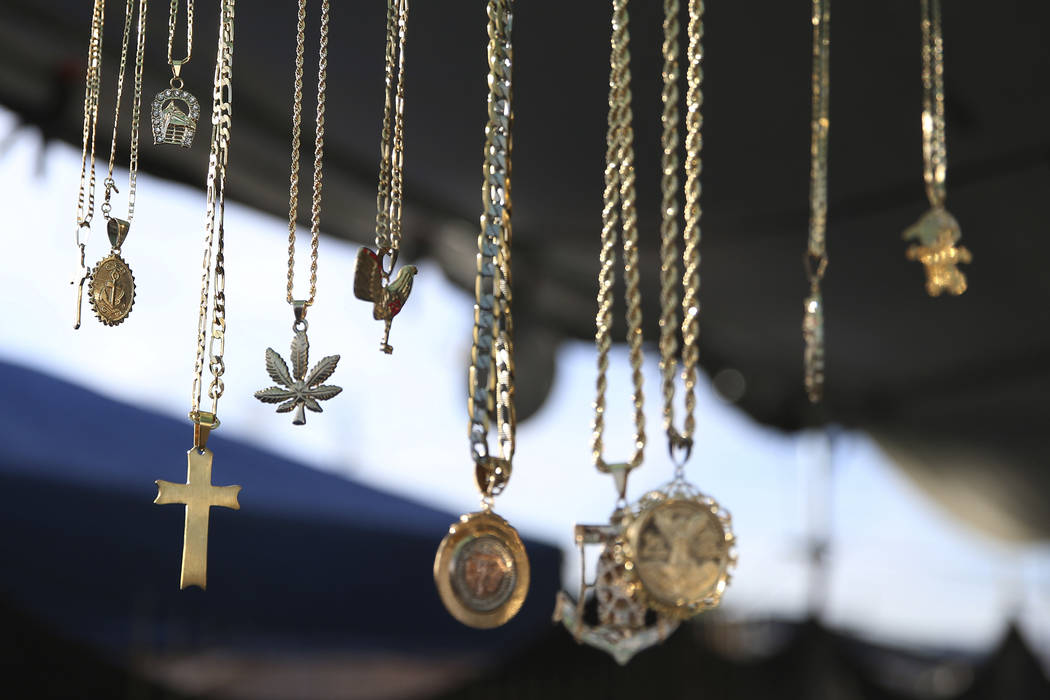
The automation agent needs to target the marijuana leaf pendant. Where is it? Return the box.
[254,329,342,425]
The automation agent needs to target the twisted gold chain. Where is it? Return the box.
[657,0,704,470]
[374,0,409,255]
[920,0,946,208]
[102,0,148,223]
[593,0,645,477]
[468,0,515,470]
[191,0,235,415]
[804,0,830,403]
[166,0,193,68]
[285,0,330,306]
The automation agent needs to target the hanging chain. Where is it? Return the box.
[191,0,235,416]
[920,0,946,208]
[592,0,645,477]
[102,0,148,223]
[166,0,193,68]
[374,0,409,259]
[75,0,105,231]
[468,0,515,479]
[804,0,830,403]
[657,0,704,472]
[285,0,330,306]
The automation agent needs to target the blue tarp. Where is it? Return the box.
[0,360,561,655]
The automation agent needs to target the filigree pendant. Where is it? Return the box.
[89,218,136,326]
[254,312,341,425]
[434,509,529,629]
[554,520,679,665]
[903,206,972,296]
[620,481,736,620]
[151,88,200,147]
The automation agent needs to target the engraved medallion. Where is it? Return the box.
[435,510,529,628]
[621,484,736,620]
[88,253,136,326]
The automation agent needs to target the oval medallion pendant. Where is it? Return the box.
[434,510,529,628]
[621,482,736,620]
[88,253,136,326]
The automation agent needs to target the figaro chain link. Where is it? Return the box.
[191,0,235,415]
[374,0,409,255]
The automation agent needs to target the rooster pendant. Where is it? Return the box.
[353,248,418,354]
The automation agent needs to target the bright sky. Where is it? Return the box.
[1,109,1048,661]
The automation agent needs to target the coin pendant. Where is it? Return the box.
[88,253,136,326]
[434,510,529,628]
[622,491,736,620]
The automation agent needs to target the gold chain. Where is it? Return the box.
[285,0,330,306]
[102,0,148,223]
[804,0,830,403]
[75,0,105,231]
[374,0,409,255]
[191,0,235,415]
[166,0,193,67]
[920,0,946,208]
[593,0,645,476]
[468,0,515,472]
[657,0,703,469]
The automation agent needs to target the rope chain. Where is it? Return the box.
[920,0,946,208]
[285,0,329,306]
[657,0,704,471]
[592,0,645,474]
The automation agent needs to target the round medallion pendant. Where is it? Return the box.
[88,253,136,326]
[434,510,529,628]
[622,488,736,619]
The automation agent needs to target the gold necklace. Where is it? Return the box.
[154,0,240,591]
[87,0,147,328]
[151,0,200,146]
[253,0,343,426]
[554,0,678,666]
[434,0,528,630]
[71,0,105,329]
[353,0,417,355]
[618,0,735,623]
[904,0,971,296]
[803,0,829,401]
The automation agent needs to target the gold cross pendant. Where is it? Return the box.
[155,418,241,589]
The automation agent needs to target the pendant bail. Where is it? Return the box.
[292,299,309,333]
[107,217,130,251]
[190,410,220,451]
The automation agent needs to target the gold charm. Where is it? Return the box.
[434,509,529,629]
[254,304,342,425]
[554,522,678,665]
[904,207,971,296]
[620,482,736,620]
[353,248,418,354]
[154,414,241,590]
[151,87,200,147]
[88,218,136,326]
